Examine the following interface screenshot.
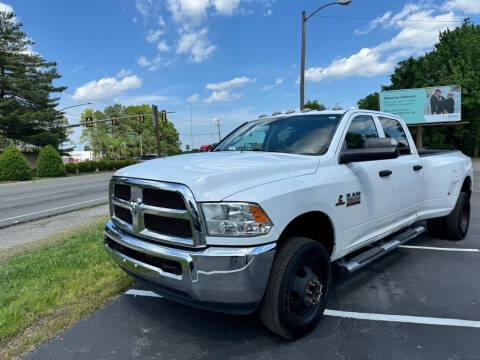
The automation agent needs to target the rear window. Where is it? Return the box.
[379,117,411,155]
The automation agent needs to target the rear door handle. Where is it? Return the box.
[413,165,423,171]
[379,170,392,177]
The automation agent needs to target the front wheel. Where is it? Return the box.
[259,237,331,339]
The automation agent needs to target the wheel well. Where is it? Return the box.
[461,176,472,198]
[277,211,335,256]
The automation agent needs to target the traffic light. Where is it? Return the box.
[139,112,145,123]
[85,116,93,128]
[111,115,118,126]
[161,110,167,124]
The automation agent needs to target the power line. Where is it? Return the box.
[63,89,116,106]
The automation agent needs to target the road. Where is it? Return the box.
[0,173,112,228]
[23,193,480,360]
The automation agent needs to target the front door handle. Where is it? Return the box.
[413,164,423,171]
[379,170,392,177]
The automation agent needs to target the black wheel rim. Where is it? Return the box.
[288,259,324,322]
[460,198,470,235]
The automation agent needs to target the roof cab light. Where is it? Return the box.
[200,202,273,237]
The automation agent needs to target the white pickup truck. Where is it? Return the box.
[104,109,472,339]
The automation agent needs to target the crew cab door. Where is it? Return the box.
[336,114,395,251]
[377,116,423,222]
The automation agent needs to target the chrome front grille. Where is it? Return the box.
[109,177,205,248]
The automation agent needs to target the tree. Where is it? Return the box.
[357,20,480,156]
[0,145,31,180]
[357,92,379,111]
[81,104,182,159]
[304,100,326,111]
[37,144,66,177]
[0,11,67,148]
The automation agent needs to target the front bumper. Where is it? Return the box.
[104,220,276,314]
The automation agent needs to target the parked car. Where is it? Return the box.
[104,109,472,339]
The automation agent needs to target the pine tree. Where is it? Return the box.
[0,11,67,148]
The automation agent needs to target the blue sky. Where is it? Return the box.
[3,0,479,150]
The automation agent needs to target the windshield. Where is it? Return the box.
[213,114,341,155]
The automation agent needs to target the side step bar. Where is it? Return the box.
[338,226,425,273]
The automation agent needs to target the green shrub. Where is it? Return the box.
[65,163,78,174]
[37,145,66,177]
[96,160,110,171]
[31,168,38,177]
[77,161,95,173]
[0,146,32,181]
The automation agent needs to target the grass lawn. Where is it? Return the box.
[0,219,134,360]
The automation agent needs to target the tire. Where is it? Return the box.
[259,237,331,340]
[427,192,470,241]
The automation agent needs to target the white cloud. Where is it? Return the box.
[262,77,283,91]
[0,2,13,13]
[137,56,151,67]
[138,55,170,71]
[306,4,462,83]
[177,28,216,62]
[135,0,152,17]
[157,40,170,52]
[146,29,163,43]
[211,0,241,15]
[305,48,394,82]
[72,76,142,101]
[187,94,200,103]
[158,16,166,26]
[263,9,272,16]
[206,76,256,90]
[117,68,132,78]
[204,90,241,103]
[167,0,210,27]
[443,0,480,14]
[354,11,392,35]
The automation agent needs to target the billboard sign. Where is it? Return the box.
[380,85,461,124]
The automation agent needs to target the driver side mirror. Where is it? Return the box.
[339,138,399,164]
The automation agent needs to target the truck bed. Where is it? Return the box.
[418,149,460,157]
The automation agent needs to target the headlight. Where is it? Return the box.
[200,202,273,237]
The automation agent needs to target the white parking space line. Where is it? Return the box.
[0,197,108,223]
[324,310,480,328]
[399,245,480,252]
[125,290,480,329]
[125,289,162,297]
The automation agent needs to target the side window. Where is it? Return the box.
[344,115,379,149]
[379,117,411,155]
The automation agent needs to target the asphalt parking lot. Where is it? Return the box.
[23,194,480,360]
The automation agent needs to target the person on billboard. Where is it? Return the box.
[430,89,445,114]
[439,93,455,114]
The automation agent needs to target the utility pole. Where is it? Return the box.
[213,118,221,142]
[139,134,143,157]
[190,103,193,151]
[300,10,306,111]
[152,105,161,157]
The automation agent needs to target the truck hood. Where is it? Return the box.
[114,152,319,201]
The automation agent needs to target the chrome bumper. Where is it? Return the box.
[104,221,276,314]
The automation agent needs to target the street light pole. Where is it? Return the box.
[59,102,92,112]
[299,0,352,110]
